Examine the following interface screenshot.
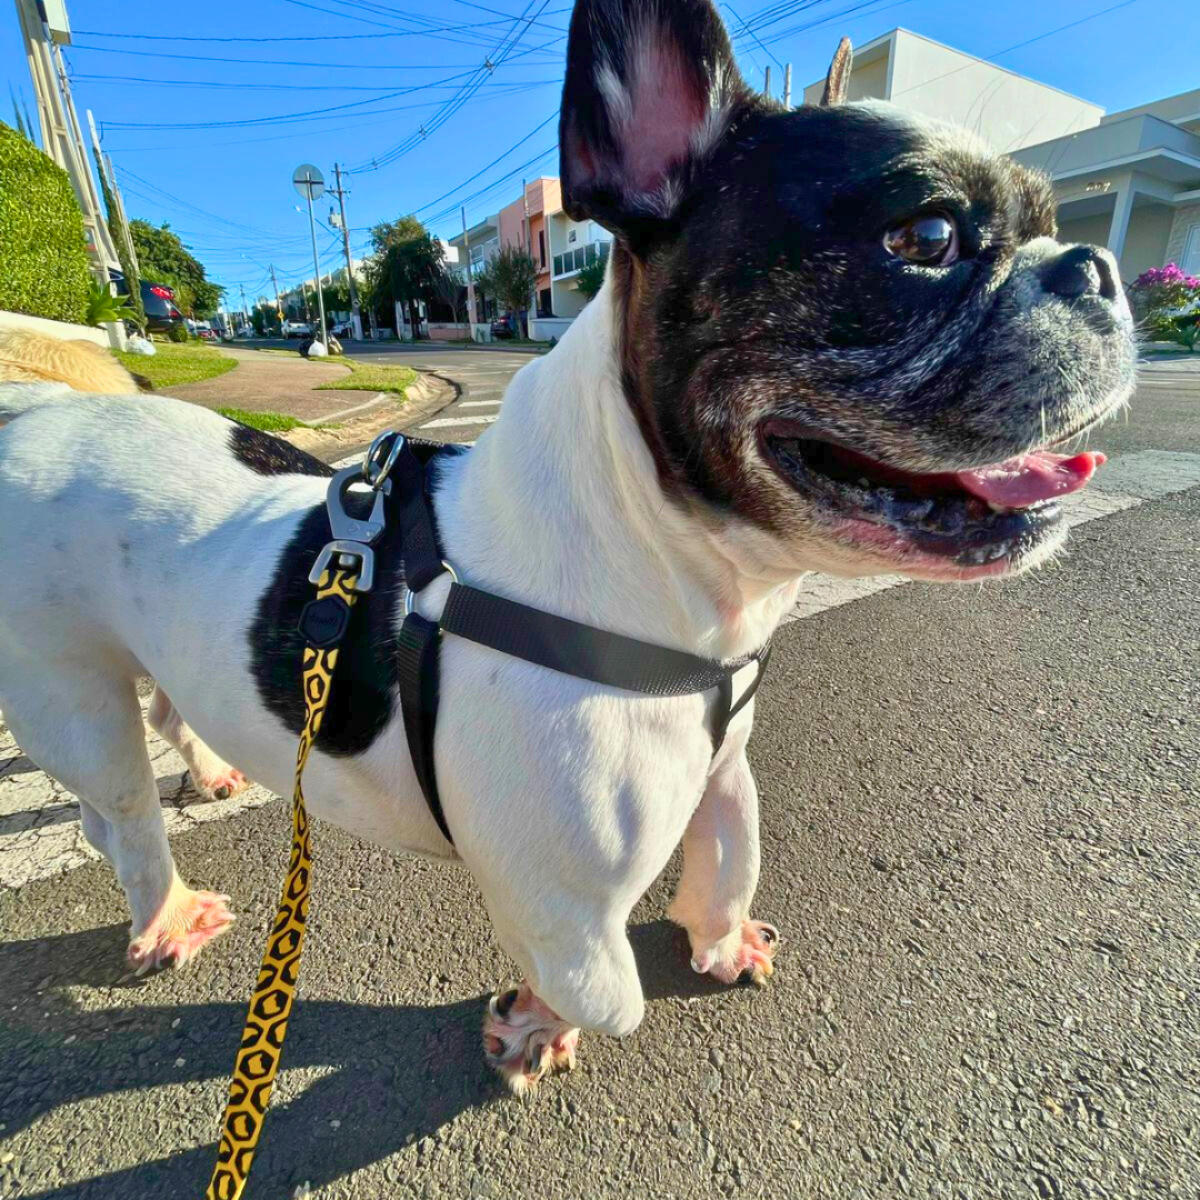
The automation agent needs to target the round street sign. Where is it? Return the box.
[292,164,325,200]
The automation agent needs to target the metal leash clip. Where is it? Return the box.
[307,431,405,594]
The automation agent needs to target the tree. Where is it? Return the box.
[575,256,607,302]
[365,214,445,337]
[431,263,467,327]
[487,245,538,332]
[129,219,223,318]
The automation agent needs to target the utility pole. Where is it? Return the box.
[16,0,120,290]
[763,65,772,98]
[462,205,476,330]
[269,264,283,336]
[330,163,362,340]
[783,63,792,108]
[239,283,250,332]
[522,177,535,336]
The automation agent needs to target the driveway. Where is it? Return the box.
[0,357,1197,1200]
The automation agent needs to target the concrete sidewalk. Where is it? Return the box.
[167,348,378,424]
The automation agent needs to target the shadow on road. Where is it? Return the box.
[1,918,721,1197]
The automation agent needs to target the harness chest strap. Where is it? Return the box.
[393,439,771,849]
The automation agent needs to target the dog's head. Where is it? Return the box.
[560,0,1137,582]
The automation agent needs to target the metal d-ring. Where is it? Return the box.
[363,430,405,491]
[404,560,459,616]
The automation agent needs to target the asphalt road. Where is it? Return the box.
[0,358,1197,1200]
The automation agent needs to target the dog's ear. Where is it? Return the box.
[559,0,750,239]
[820,37,853,106]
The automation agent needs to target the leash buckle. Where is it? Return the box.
[308,539,377,594]
[363,430,405,491]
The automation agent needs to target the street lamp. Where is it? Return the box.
[291,164,328,355]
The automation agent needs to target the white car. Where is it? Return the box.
[283,320,314,339]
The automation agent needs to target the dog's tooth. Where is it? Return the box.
[987,501,1011,514]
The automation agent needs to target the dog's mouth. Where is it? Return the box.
[761,419,1106,577]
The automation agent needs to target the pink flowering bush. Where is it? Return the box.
[1128,263,1200,345]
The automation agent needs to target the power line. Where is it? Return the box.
[73,73,562,93]
[66,42,561,69]
[98,68,482,130]
[414,110,557,215]
[348,0,551,173]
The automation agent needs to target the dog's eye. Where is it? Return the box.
[884,214,960,266]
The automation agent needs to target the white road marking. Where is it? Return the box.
[459,400,502,408]
[420,414,500,430]
[1,450,1196,891]
[307,391,389,427]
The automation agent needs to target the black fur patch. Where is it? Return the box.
[248,443,467,755]
[229,422,334,478]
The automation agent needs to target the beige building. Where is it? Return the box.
[1013,93,1200,284]
[805,29,1200,285]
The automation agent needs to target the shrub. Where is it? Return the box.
[1128,262,1200,339]
[166,323,190,343]
[0,121,92,323]
[85,280,136,328]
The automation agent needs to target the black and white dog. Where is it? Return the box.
[0,0,1135,1090]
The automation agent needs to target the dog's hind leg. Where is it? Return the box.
[147,684,249,803]
[3,670,234,972]
[668,746,780,985]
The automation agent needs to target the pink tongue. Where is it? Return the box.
[955,451,1106,509]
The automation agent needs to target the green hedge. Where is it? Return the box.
[0,122,92,323]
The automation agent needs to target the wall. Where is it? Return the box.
[1057,212,1113,249]
[888,30,1103,152]
[1103,89,1200,129]
[1120,204,1175,282]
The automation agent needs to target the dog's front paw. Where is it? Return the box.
[127,886,235,974]
[483,984,580,1095]
[189,767,250,804]
[691,919,780,986]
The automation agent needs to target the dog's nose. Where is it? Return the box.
[1042,245,1118,302]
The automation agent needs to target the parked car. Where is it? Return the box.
[490,314,516,339]
[283,319,314,339]
[330,320,353,339]
[110,270,186,336]
[197,328,218,341]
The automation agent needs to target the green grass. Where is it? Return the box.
[315,358,418,396]
[215,407,306,432]
[214,407,342,433]
[113,342,237,389]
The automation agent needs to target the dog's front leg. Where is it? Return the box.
[668,745,780,985]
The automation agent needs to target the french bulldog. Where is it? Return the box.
[0,0,1135,1090]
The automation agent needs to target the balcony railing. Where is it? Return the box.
[553,240,610,279]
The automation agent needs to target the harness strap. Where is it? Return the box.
[205,567,358,1200]
[393,440,772,849]
[440,584,755,697]
[396,611,454,846]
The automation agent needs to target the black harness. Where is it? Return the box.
[303,433,771,847]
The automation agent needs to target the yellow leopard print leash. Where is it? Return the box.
[205,566,359,1200]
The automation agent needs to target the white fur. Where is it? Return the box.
[0,282,796,1040]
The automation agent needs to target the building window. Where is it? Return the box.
[1183,224,1200,276]
[538,230,546,267]
[568,229,577,244]
[538,287,553,318]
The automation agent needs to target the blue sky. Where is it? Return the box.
[4,0,1196,304]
